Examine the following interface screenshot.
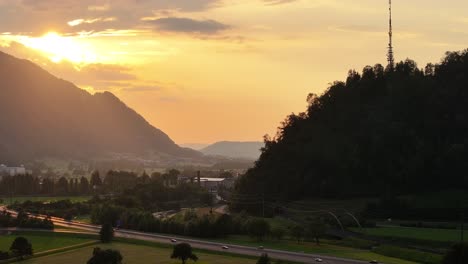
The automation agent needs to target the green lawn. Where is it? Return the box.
[0,196,91,205]
[355,226,461,243]
[207,235,416,264]
[22,243,259,264]
[0,231,96,253]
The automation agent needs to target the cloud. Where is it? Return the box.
[147,17,230,34]
[121,85,162,92]
[263,0,297,5]
[0,0,224,35]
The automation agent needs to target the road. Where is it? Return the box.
[0,206,368,264]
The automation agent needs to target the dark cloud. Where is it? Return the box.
[148,17,230,34]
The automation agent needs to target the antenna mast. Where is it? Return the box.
[387,0,395,70]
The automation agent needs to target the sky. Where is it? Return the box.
[1,0,468,144]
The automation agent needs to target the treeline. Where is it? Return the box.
[234,50,468,209]
[0,210,53,229]
[0,169,183,196]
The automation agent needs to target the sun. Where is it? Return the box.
[19,32,98,64]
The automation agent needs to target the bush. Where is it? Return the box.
[171,243,198,264]
[257,253,271,264]
[87,247,122,264]
[10,237,33,259]
[0,251,10,260]
[441,242,468,264]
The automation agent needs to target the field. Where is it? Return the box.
[0,196,91,205]
[0,231,96,253]
[22,242,259,264]
[355,226,462,243]
[207,235,417,264]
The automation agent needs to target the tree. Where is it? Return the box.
[306,219,326,245]
[10,237,32,259]
[171,243,198,264]
[80,176,90,194]
[441,242,468,264]
[90,170,102,190]
[87,247,123,264]
[257,253,271,264]
[246,218,270,241]
[270,226,286,240]
[99,223,114,243]
[290,224,304,244]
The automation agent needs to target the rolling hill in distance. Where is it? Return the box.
[0,51,200,164]
[200,141,264,160]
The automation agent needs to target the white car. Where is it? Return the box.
[314,258,323,262]
[170,239,177,243]
[222,246,229,250]
[258,246,264,250]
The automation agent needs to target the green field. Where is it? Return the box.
[0,196,91,205]
[22,243,259,264]
[206,235,416,264]
[355,226,462,243]
[0,232,96,253]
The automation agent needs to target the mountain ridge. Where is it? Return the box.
[0,51,200,163]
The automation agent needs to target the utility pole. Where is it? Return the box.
[262,194,265,218]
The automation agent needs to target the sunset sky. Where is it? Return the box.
[1,0,467,144]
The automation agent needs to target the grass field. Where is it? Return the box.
[0,231,96,253]
[0,196,91,205]
[355,226,462,243]
[207,235,416,264]
[22,243,259,264]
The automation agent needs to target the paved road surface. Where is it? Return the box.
[0,206,369,264]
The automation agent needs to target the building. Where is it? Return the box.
[199,177,234,194]
[0,164,26,176]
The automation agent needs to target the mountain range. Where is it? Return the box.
[200,141,264,160]
[0,51,200,163]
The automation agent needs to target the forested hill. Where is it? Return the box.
[235,50,468,201]
[0,51,200,162]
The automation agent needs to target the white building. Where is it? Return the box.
[0,164,26,176]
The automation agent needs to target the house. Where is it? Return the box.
[0,164,26,176]
[199,177,234,194]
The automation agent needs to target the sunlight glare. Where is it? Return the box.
[19,32,97,64]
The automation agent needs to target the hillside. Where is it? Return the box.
[201,141,264,160]
[234,50,468,202]
[0,51,200,163]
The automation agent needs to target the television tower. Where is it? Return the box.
[387,0,395,70]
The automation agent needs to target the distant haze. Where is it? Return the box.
[200,141,264,160]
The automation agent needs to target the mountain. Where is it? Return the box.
[200,141,264,160]
[180,143,209,150]
[0,51,200,163]
[234,50,468,204]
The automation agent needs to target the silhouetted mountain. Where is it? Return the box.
[234,50,468,205]
[200,141,264,160]
[0,51,200,163]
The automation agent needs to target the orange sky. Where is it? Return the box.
[1,0,468,144]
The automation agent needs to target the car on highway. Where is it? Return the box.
[222,245,229,249]
[369,261,379,264]
[170,239,177,243]
[258,246,264,250]
[314,258,323,262]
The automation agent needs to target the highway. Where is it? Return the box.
[0,206,368,264]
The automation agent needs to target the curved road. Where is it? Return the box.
[1,207,368,264]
